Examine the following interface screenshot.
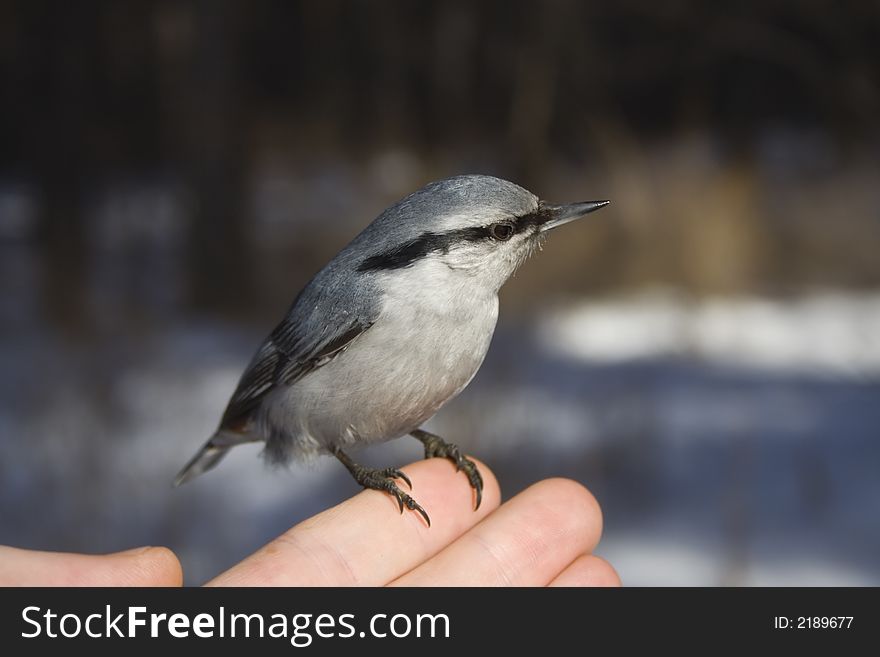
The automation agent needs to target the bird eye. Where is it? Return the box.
[489,222,514,241]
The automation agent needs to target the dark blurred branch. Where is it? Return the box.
[164,0,250,312]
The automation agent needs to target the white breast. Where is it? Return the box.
[261,258,499,458]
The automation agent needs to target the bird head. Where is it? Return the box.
[355,175,609,292]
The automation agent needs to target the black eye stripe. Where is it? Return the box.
[514,207,552,231]
[358,233,449,271]
[358,207,549,271]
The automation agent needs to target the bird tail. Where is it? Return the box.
[173,430,252,487]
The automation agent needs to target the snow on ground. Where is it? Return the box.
[538,290,880,377]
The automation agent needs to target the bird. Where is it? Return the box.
[175,174,609,526]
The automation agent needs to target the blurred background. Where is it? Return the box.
[1,0,879,585]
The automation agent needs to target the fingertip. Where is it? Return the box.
[538,477,602,518]
[550,554,621,587]
[593,556,622,586]
[110,546,183,587]
[139,547,184,587]
[524,478,604,550]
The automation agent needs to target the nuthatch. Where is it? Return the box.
[176,175,609,525]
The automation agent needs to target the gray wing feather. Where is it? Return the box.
[219,275,379,429]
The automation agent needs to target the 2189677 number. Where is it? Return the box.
[798,617,853,629]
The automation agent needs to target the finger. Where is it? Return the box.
[390,478,602,586]
[0,545,183,587]
[207,456,501,586]
[549,554,621,587]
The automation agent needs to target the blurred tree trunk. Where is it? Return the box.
[162,0,249,315]
[33,2,101,335]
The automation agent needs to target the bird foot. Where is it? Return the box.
[411,429,483,510]
[333,449,431,526]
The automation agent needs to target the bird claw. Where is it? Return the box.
[470,468,484,510]
[391,487,431,526]
[348,463,430,526]
[403,494,432,527]
[413,430,484,511]
[389,468,412,490]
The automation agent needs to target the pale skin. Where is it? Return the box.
[0,458,619,587]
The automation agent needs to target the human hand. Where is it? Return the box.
[0,459,619,586]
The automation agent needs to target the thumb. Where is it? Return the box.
[0,545,183,586]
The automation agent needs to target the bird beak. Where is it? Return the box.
[539,200,610,232]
